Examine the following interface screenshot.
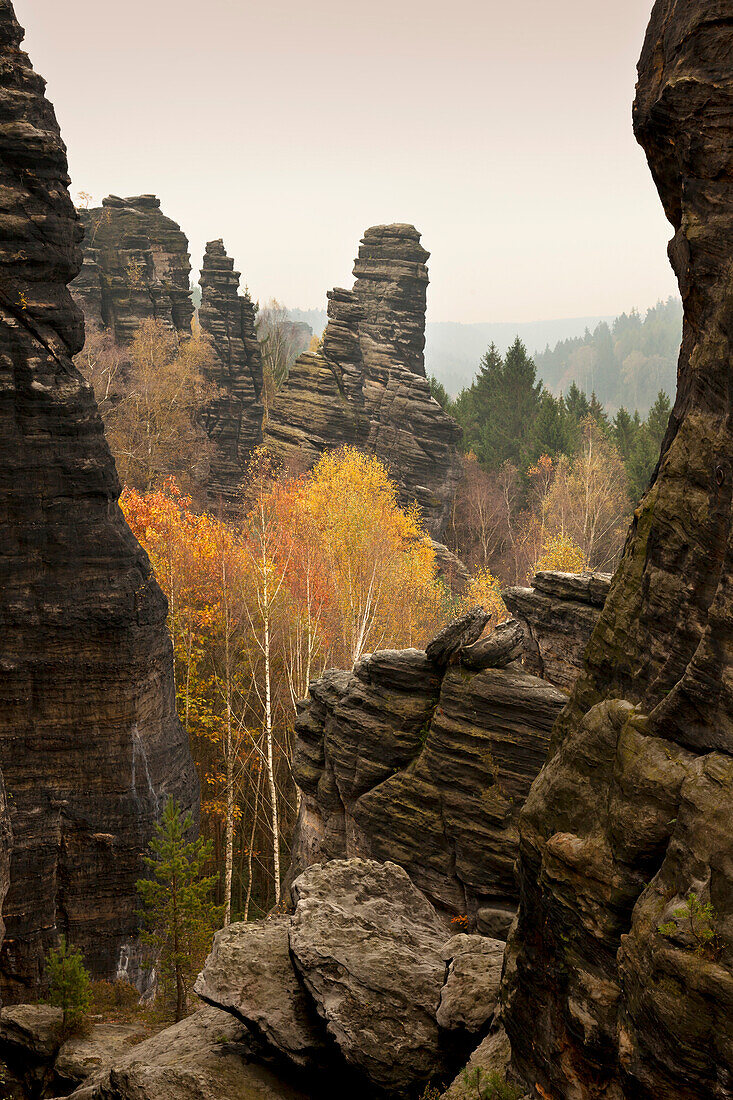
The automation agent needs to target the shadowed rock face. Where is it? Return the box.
[502,4,733,1097]
[0,1,198,1000]
[266,226,462,536]
[286,620,566,927]
[72,195,194,344]
[198,239,264,502]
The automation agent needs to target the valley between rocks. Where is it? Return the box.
[0,0,731,1098]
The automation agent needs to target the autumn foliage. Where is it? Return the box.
[122,448,448,919]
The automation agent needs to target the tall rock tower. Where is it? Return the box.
[198,240,264,502]
[266,224,462,536]
[0,1,198,999]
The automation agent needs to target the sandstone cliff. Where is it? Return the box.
[502,5,733,1097]
[287,614,566,934]
[266,226,462,536]
[0,1,198,1000]
[198,240,264,501]
[72,195,194,345]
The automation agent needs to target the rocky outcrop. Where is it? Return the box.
[266,226,462,536]
[68,1006,306,1100]
[502,5,733,1098]
[197,859,500,1096]
[504,570,611,692]
[286,616,566,925]
[198,240,264,501]
[0,2,198,1000]
[72,195,194,344]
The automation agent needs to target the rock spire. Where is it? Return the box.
[0,1,198,1000]
[198,239,264,501]
[266,224,462,536]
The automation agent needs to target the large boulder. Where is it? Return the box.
[436,935,505,1034]
[194,916,328,1071]
[289,859,448,1093]
[67,1007,307,1100]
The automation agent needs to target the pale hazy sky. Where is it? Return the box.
[16,0,677,323]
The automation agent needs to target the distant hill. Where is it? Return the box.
[425,316,616,395]
[533,297,682,415]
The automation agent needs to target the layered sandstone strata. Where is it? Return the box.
[0,1,198,999]
[266,227,462,536]
[72,195,194,344]
[502,4,733,1097]
[504,570,611,692]
[198,240,264,501]
[286,615,566,931]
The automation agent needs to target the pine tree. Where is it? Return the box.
[565,381,590,424]
[612,407,638,460]
[470,339,542,469]
[45,937,91,1034]
[137,799,220,1022]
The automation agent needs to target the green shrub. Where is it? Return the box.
[45,936,91,1033]
[658,890,722,960]
[462,1067,521,1100]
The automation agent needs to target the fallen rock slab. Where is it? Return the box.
[426,608,491,666]
[459,619,524,670]
[289,859,448,1093]
[194,916,328,1071]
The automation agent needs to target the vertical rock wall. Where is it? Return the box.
[0,2,199,1000]
[502,4,733,1097]
[198,240,264,502]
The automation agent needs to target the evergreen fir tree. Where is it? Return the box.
[137,799,220,1022]
[45,937,91,1034]
[612,407,638,460]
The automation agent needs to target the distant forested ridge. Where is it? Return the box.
[289,299,682,417]
[534,297,682,415]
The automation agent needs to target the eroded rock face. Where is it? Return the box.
[287,619,566,923]
[197,859,496,1096]
[0,2,198,999]
[198,239,264,502]
[502,6,733,1098]
[72,195,194,345]
[504,571,611,692]
[266,226,462,536]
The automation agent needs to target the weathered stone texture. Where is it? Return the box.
[72,195,194,345]
[266,226,462,536]
[197,859,498,1096]
[286,617,566,923]
[502,5,733,1098]
[198,239,264,501]
[504,570,611,692]
[0,1,198,1000]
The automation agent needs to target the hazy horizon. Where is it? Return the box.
[15,0,677,324]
